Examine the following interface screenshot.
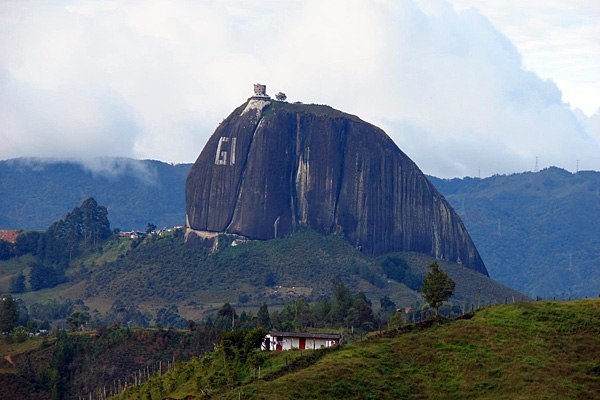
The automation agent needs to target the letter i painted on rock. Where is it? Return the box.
[215,137,237,166]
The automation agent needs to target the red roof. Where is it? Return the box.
[0,230,20,243]
[268,331,341,340]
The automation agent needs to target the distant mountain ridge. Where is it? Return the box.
[0,157,191,231]
[1,158,598,298]
[429,167,600,299]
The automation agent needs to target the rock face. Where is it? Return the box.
[186,98,488,275]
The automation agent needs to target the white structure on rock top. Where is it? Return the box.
[252,83,270,99]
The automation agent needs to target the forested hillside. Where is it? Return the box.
[429,167,600,298]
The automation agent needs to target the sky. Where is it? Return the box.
[0,0,598,178]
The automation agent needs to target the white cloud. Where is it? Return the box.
[0,0,598,177]
[448,0,600,116]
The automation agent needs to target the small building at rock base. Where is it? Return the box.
[263,331,342,351]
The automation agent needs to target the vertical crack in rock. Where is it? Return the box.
[330,120,348,234]
[224,102,270,232]
[289,113,302,232]
[295,116,310,226]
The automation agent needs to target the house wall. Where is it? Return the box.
[264,334,339,351]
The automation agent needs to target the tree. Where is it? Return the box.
[66,311,90,331]
[329,281,352,325]
[78,197,112,248]
[50,329,74,399]
[378,295,397,321]
[388,310,408,329]
[221,328,267,363]
[0,240,13,260]
[215,303,237,331]
[41,197,111,265]
[0,294,19,333]
[9,271,27,293]
[156,305,186,329]
[257,303,271,329]
[420,261,455,316]
[29,262,65,291]
[146,223,157,235]
[187,319,197,331]
[14,231,41,257]
[348,292,375,331]
[105,299,150,328]
[275,92,287,101]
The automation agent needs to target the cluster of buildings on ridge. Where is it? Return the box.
[117,226,184,240]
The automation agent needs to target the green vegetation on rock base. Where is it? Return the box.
[2,226,524,330]
[81,228,521,324]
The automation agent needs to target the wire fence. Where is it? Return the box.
[77,357,177,400]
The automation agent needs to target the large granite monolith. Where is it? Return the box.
[186,95,488,275]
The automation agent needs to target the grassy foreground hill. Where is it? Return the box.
[117,299,600,400]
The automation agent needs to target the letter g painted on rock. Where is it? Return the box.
[215,137,237,166]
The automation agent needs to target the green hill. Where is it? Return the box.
[1,225,521,331]
[70,229,523,320]
[116,299,600,400]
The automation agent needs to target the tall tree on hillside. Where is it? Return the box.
[14,231,41,257]
[41,197,111,265]
[156,305,186,329]
[79,197,112,248]
[9,271,27,293]
[215,303,237,331]
[328,281,353,325]
[49,329,74,399]
[66,311,90,332]
[348,292,376,331]
[146,223,157,235]
[0,294,18,333]
[421,261,455,317]
[257,303,271,329]
[379,295,397,321]
[29,262,65,291]
[0,240,12,260]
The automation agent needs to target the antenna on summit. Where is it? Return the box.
[534,156,539,173]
